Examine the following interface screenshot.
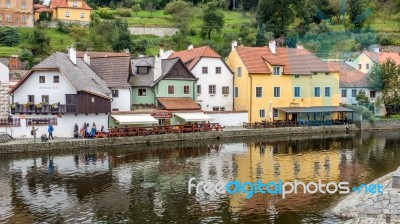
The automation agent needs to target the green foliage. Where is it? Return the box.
[96,7,115,19]
[116,8,132,17]
[26,28,50,57]
[238,22,256,46]
[368,64,383,91]
[201,1,225,39]
[38,12,51,22]
[0,28,19,47]
[348,0,370,31]
[345,104,376,122]
[164,0,193,24]
[355,90,371,107]
[255,23,266,47]
[354,32,377,48]
[132,4,142,16]
[143,0,160,16]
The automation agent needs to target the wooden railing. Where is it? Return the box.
[26,118,58,126]
[243,120,353,129]
[0,118,21,127]
[11,104,72,114]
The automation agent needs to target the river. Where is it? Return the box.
[1,131,400,223]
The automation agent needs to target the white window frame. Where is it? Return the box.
[293,86,301,98]
[197,85,201,95]
[255,86,263,98]
[215,67,221,74]
[209,85,216,95]
[324,86,331,98]
[6,14,11,22]
[237,67,242,77]
[273,67,281,75]
[222,86,229,95]
[341,89,347,98]
[259,109,266,118]
[273,86,280,98]
[80,13,85,18]
[351,89,357,98]
[65,12,70,17]
[183,85,190,95]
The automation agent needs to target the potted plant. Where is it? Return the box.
[35,103,42,109]
[24,102,33,109]
[52,103,59,109]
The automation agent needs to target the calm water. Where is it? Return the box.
[1,131,400,224]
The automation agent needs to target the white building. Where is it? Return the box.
[7,48,112,138]
[77,51,132,112]
[169,46,234,112]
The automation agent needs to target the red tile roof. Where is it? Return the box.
[168,46,221,70]
[364,51,400,64]
[157,97,201,110]
[235,46,337,74]
[34,4,47,9]
[50,0,92,10]
[328,62,368,88]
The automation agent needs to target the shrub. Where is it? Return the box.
[345,105,376,122]
[115,8,132,17]
[96,7,115,20]
[0,27,19,46]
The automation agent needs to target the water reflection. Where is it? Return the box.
[1,131,400,223]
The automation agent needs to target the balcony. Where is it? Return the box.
[10,104,76,114]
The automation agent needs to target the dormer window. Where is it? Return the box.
[273,67,281,75]
[137,67,148,74]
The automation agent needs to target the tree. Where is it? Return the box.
[143,0,160,16]
[0,28,20,46]
[348,0,369,31]
[26,28,50,57]
[355,90,371,107]
[201,1,224,39]
[164,0,193,23]
[255,23,266,46]
[257,0,298,37]
[33,0,43,4]
[112,30,134,52]
[132,3,141,16]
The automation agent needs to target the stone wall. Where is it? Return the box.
[355,119,400,130]
[128,28,179,36]
[0,82,9,118]
[0,124,356,154]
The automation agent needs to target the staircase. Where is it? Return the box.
[0,132,12,143]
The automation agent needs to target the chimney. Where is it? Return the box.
[124,48,130,54]
[188,44,194,50]
[231,41,238,51]
[374,46,380,54]
[83,52,90,65]
[159,46,165,59]
[269,40,276,54]
[297,45,304,49]
[153,56,162,81]
[68,46,77,65]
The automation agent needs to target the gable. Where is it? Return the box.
[163,60,196,80]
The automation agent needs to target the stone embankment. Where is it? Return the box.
[0,125,355,154]
[332,167,400,223]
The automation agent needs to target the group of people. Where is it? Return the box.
[74,122,105,139]
[31,124,55,142]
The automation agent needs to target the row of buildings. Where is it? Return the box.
[0,41,399,137]
[0,0,91,27]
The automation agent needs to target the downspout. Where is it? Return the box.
[250,74,253,123]
[128,87,132,110]
[232,73,235,111]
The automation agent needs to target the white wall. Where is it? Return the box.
[12,70,76,104]
[205,111,248,127]
[0,62,9,83]
[191,58,233,111]
[1,114,109,138]
[111,88,131,111]
[0,62,10,118]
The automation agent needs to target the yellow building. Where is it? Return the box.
[226,41,351,123]
[49,0,91,24]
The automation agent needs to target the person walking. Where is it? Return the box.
[48,124,54,140]
[31,126,38,142]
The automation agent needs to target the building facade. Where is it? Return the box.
[168,46,234,112]
[226,41,342,123]
[0,62,9,119]
[7,48,111,138]
[50,0,91,24]
[0,0,34,27]
[350,50,400,73]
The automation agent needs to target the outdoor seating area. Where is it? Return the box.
[243,119,353,129]
[98,123,223,138]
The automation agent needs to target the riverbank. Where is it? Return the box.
[332,167,400,223]
[0,124,356,154]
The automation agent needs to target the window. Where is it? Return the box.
[168,86,174,94]
[53,76,59,83]
[294,87,300,98]
[21,15,26,23]
[72,1,78,7]
[112,90,119,97]
[202,67,208,74]
[256,87,263,98]
[273,87,280,98]
[366,64,369,70]
[273,67,281,75]
[259,109,266,118]
[184,85,190,94]
[138,67,148,74]
[273,109,278,117]
[28,95,34,103]
[216,67,221,74]
[220,107,225,111]
[138,88,147,96]
[295,75,299,78]
[6,15,11,22]
[209,85,216,95]
[80,13,85,18]
[237,67,242,77]
[351,89,357,97]
[91,97,95,103]
[341,89,347,97]
[235,87,238,98]
[222,86,229,95]
[325,87,331,97]
[370,91,376,98]
[358,64,362,70]
[314,87,320,97]
[197,85,201,95]
[112,109,119,112]
[212,107,219,111]
[39,76,45,83]
[5,1,10,8]
[42,95,49,104]
[21,2,26,10]
[65,12,70,17]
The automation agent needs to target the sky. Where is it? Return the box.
[43,0,50,5]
